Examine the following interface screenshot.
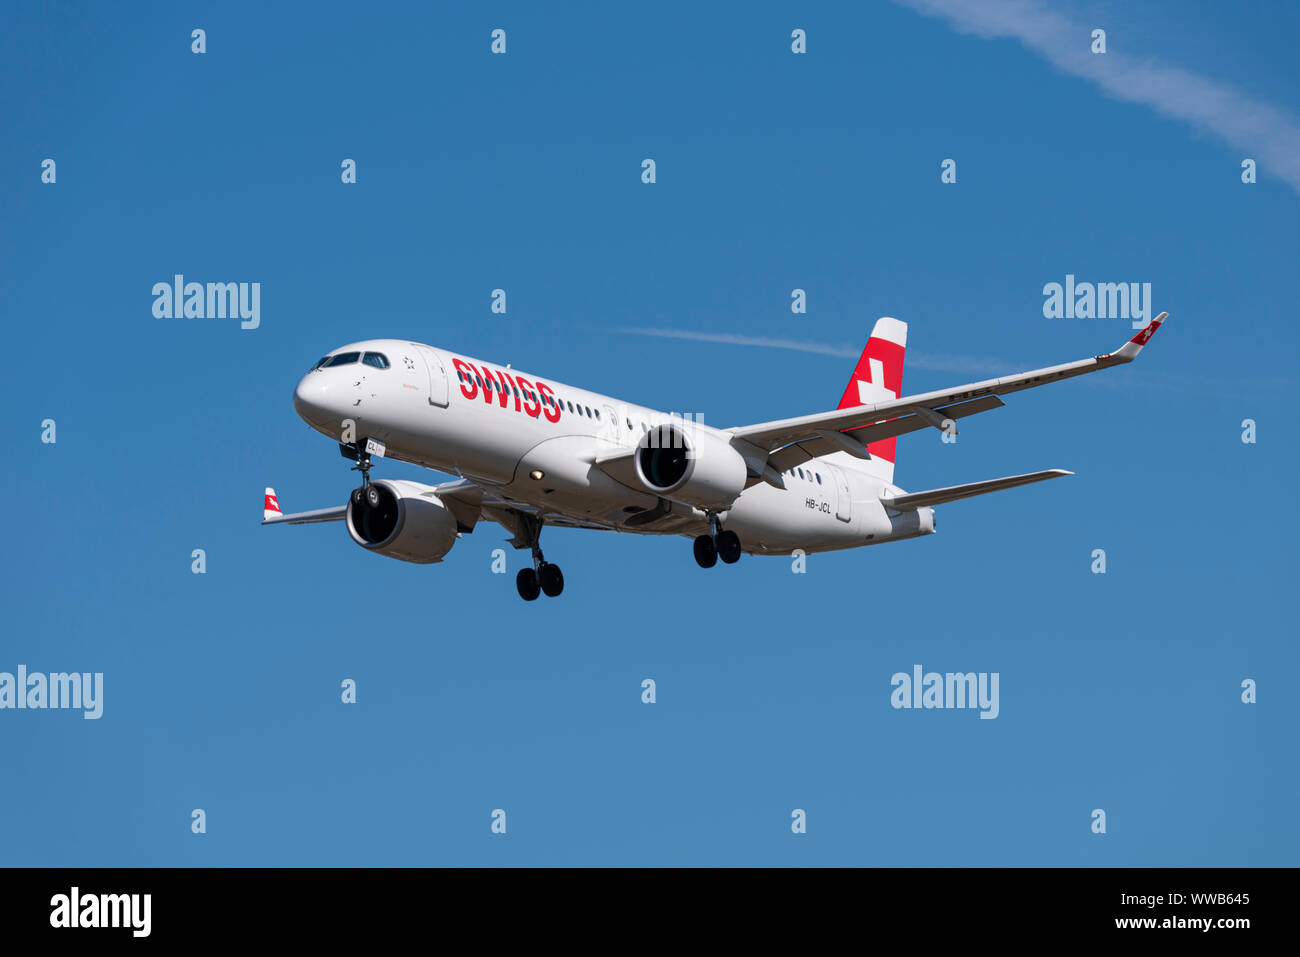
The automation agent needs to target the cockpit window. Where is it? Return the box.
[323,352,360,367]
[311,356,330,371]
[362,352,390,369]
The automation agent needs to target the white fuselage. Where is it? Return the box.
[292,339,935,556]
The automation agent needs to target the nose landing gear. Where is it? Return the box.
[694,512,742,568]
[342,441,378,506]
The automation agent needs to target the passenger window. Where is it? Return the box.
[361,353,390,369]
[797,468,805,479]
[323,352,360,367]
[594,409,601,420]
[816,473,822,484]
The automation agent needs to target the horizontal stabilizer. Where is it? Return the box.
[261,485,346,525]
[881,469,1073,510]
[767,394,1006,474]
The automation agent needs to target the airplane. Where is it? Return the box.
[265,312,1168,600]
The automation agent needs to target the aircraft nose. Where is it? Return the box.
[293,373,332,428]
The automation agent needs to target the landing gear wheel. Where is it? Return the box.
[717,529,741,564]
[539,563,564,597]
[693,534,718,568]
[352,487,366,506]
[516,568,541,601]
[365,484,382,508]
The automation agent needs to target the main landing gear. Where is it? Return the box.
[694,513,741,568]
[515,514,564,601]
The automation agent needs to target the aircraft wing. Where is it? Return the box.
[729,313,1168,457]
[261,479,612,540]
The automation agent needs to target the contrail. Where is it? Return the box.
[616,325,1291,395]
[620,327,858,358]
[894,0,1300,196]
[616,327,1012,375]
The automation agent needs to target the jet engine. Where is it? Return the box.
[633,423,747,510]
[345,479,459,564]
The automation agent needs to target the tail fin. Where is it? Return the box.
[830,317,907,484]
[264,487,282,521]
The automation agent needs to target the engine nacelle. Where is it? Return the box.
[345,479,458,564]
[634,423,748,510]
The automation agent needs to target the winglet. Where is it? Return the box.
[1112,312,1168,362]
[264,487,282,521]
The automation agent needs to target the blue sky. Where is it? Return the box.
[1,0,1296,865]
